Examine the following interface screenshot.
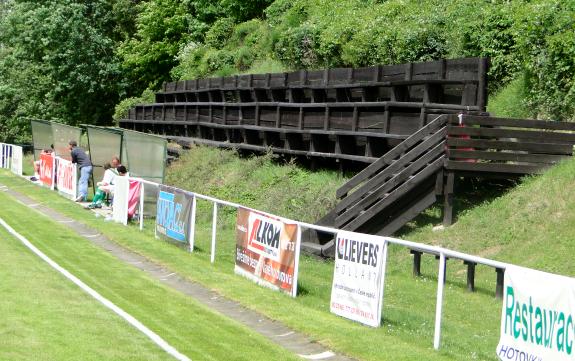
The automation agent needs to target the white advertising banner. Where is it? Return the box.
[497,266,575,361]
[10,145,22,176]
[113,176,130,225]
[330,230,386,327]
[55,157,77,199]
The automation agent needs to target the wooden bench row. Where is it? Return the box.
[156,80,483,108]
[126,101,478,136]
[119,118,410,163]
[157,58,487,109]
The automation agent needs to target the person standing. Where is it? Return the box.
[68,140,92,202]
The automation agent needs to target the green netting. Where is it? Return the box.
[121,129,167,183]
[86,126,123,186]
[51,123,81,160]
[30,120,53,160]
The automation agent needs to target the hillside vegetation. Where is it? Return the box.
[1,0,575,142]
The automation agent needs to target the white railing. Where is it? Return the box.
[127,176,511,350]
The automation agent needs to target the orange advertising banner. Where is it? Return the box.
[235,207,300,297]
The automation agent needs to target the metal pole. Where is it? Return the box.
[189,195,197,253]
[210,202,217,263]
[139,182,145,231]
[434,252,446,350]
[377,241,389,324]
[292,225,302,298]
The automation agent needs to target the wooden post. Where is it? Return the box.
[495,268,505,299]
[443,172,455,226]
[410,250,422,277]
[464,261,476,292]
[435,254,447,283]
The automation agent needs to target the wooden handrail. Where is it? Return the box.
[336,114,449,199]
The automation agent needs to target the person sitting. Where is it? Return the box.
[32,146,54,181]
[87,165,126,209]
[111,155,122,169]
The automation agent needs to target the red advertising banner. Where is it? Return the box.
[39,153,55,188]
[235,208,300,297]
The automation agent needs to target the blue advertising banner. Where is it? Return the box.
[155,185,193,244]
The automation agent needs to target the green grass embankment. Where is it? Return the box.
[5,146,575,360]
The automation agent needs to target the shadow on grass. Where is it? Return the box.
[397,177,519,235]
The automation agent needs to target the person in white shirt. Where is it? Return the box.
[87,163,121,209]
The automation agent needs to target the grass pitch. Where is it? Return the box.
[0,189,299,361]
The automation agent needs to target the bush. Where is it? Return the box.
[205,17,236,48]
[113,89,155,123]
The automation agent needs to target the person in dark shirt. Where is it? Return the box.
[68,140,92,202]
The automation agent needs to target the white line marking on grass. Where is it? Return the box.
[160,273,176,280]
[81,234,100,238]
[0,217,191,361]
[298,351,336,360]
[275,331,294,337]
[57,220,75,224]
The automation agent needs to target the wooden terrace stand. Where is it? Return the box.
[120,58,575,298]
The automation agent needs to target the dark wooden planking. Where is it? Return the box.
[337,115,447,198]
[374,188,437,236]
[446,161,549,174]
[342,157,444,230]
[336,141,446,226]
[455,115,575,131]
[447,138,573,155]
[336,130,447,213]
[447,149,569,164]
[448,126,575,143]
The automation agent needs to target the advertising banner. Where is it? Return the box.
[235,207,300,297]
[155,185,193,244]
[113,176,130,225]
[55,157,77,199]
[10,145,22,176]
[330,230,386,327]
[0,143,10,169]
[497,266,575,361]
[127,180,141,220]
[39,152,55,189]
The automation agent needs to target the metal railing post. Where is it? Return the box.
[188,195,197,253]
[139,182,145,231]
[378,241,389,322]
[434,252,446,350]
[210,202,217,263]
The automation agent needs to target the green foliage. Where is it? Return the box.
[113,89,156,123]
[171,0,575,121]
[0,0,131,143]
[487,74,532,119]
[118,0,193,93]
[205,17,236,48]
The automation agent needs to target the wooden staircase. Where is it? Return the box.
[302,115,448,256]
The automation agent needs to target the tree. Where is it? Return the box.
[0,0,136,142]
